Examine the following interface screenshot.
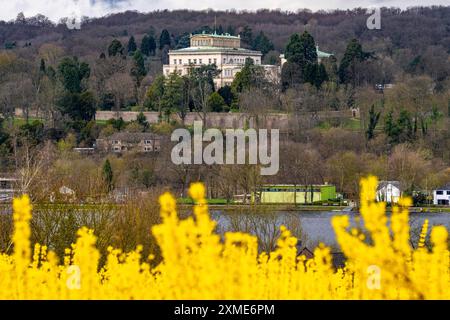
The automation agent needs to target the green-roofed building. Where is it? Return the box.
[251,184,337,204]
[162,32,279,88]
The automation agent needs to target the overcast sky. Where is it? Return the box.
[0,0,448,22]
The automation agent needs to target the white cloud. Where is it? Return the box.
[0,0,448,22]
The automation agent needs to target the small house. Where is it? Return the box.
[96,132,162,154]
[376,181,401,204]
[0,177,18,202]
[433,184,450,205]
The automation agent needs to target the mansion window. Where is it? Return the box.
[193,59,197,64]
[199,59,202,64]
[188,59,191,64]
[208,58,212,64]
[144,140,152,145]
[437,191,443,195]
[144,146,153,152]
[173,59,177,64]
[213,58,217,64]
[224,69,233,77]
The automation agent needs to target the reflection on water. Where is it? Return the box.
[211,210,450,248]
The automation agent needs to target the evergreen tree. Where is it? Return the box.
[231,58,266,93]
[130,50,147,87]
[218,85,234,106]
[127,36,137,55]
[252,31,274,55]
[161,72,184,122]
[283,31,323,88]
[57,57,90,94]
[102,159,114,193]
[141,34,156,56]
[207,92,226,112]
[145,74,165,112]
[175,33,190,49]
[314,63,328,88]
[384,110,399,143]
[366,105,381,141]
[285,31,317,66]
[397,109,414,142]
[136,111,149,130]
[108,39,124,57]
[239,25,253,47]
[159,29,171,50]
[338,39,371,86]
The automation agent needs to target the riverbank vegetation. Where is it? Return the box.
[0,176,448,299]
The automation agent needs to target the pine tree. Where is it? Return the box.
[108,39,124,57]
[283,31,322,88]
[131,50,146,86]
[384,110,399,143]
[141,34,156,56]
[366,105,381,141]
[338,39,371,86]
[102,159,114,193]
[239,26,253,47]
[252,31,274,55]
[127,36,137,55]
[159,29,171,50]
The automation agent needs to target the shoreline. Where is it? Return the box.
[1,203,450,213]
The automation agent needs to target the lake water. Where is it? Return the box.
[210,210,450,248]
[1,205,449,250]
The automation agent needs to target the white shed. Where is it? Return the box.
[376,181,401,204]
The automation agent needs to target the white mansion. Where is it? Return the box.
[162,32,279,88]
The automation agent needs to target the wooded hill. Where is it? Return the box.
[1,7,449,61]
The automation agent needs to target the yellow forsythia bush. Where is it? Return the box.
[0,176,448,299]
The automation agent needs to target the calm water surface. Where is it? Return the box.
[210,210,450,247]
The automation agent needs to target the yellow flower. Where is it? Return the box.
[189,182,205,202]
[0,178,448,300]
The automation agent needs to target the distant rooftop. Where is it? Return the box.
[171,46,261,55]
[107,132,161,143]
[316,46,333,58]
[189,32,242,50]
[191,31,241,39]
